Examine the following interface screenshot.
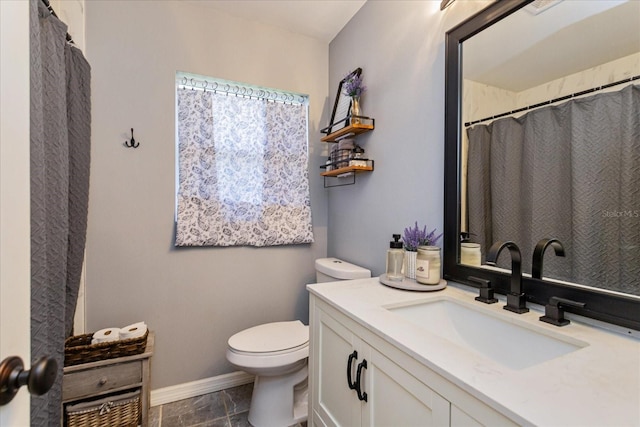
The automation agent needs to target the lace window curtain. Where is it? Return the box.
[176,86,314,247]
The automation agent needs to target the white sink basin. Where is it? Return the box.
[387,298,587,370]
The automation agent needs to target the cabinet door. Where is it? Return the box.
[312,308,362,427]
[450,401,518,427]
[361,347,450,427]
[451,405,483,427]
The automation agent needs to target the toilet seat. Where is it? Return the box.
[227,345,309,371]
[227,321,309,371]
[229,342,308,357]
[228,320,308,354]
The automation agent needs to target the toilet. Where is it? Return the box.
[226,257,371,427]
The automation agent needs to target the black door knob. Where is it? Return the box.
[0,355,58,406]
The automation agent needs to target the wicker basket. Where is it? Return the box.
[64,330,149,366]
[65,390,140,427]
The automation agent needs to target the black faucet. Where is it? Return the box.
[486,241,529,313]
[540,296,586,326]
[469,276,498,304]
[532,238,565,279]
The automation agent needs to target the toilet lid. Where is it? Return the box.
[228,320,309,353]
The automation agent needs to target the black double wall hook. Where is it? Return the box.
[124,128,140,148]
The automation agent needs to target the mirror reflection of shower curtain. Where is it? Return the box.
[467,84,639,295]
[30,0,91,424]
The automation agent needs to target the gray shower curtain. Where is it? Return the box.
[467,84,639,295]
[30,0,91,424]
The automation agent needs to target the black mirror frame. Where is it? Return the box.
[443,0,640,331]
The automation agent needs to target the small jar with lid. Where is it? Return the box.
[415,246,441,285]
[460,242,481,266]
[349,145,367,168]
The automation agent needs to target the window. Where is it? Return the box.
[175,73,314,247]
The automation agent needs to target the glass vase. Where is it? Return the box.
[350,95,362,125]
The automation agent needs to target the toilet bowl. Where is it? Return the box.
[227,321,309,427]
[226,258,370,427]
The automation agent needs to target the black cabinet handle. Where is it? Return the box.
[346,350,358,390]
[355,359,368,402]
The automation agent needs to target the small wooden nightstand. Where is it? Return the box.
[62,332,154,426]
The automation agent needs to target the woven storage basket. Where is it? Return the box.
[65,390,140,427]
[64,330,149,366]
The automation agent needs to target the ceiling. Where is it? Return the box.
[181,0,367,43]
[464,0,640,92]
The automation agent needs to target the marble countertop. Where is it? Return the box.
[307,278,640,426]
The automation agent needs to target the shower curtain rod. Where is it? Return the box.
[465,75,639,127]
[40,0,74,44]
[177,75,308,105]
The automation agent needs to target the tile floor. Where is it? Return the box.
[149,383,307,427]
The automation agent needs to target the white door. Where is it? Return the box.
[0,1,32,425]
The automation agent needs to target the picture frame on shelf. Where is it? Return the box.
[323,67,362,135]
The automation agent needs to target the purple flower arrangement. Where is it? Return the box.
[343,73,366,97]
[403,222,443,252]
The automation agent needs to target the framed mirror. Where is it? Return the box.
[444,0,640,330]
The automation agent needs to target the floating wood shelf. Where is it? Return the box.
[321,120,375,142]
[320,116,375,187]
[321,165,374,177]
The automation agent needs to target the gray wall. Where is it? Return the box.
[84,0,492,392]
[84,1,329,389]
[327,1,489,275]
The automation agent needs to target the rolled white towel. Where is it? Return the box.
[92,327,120,344]
[119,321,147,340]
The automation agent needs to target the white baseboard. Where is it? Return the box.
[150,371,254,407]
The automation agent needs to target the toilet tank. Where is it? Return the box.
[315,258,371,282]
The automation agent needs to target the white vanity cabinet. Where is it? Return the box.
[311,301,449,426]
[309,295,517,427]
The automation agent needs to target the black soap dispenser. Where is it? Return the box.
[386,234,404,281]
